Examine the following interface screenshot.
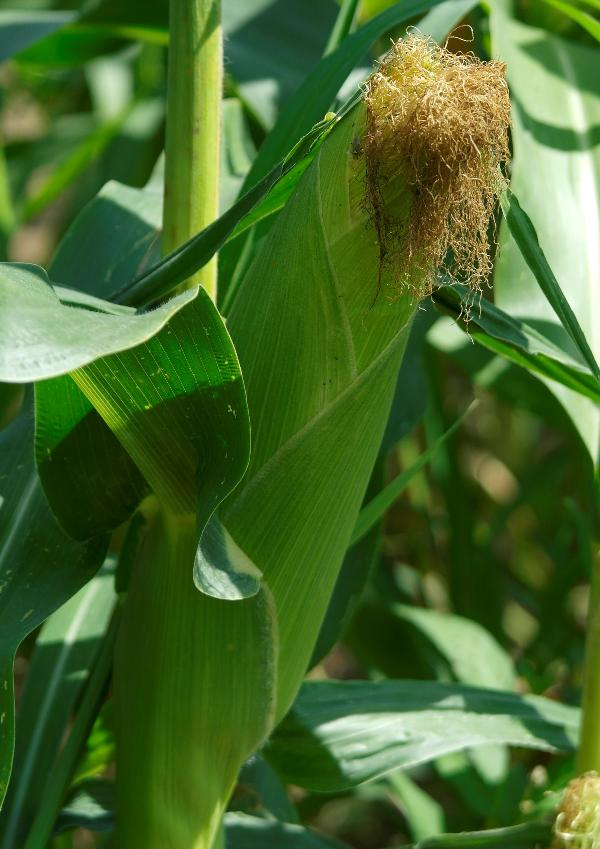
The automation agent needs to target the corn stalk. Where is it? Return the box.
[112,29,509,849]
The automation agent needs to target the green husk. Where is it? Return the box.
[113,34,510,848]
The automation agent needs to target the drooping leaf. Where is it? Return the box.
[500,191,600,381]
[35,374,148,540]
[491,12,600,461]
[432,285,600,404]
[71,289,249,524]
[33,178,160,541]
[267,680,579,791]
[0,263,196,383]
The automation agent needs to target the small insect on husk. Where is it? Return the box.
[362,32,511,303]
[553,772,600,849]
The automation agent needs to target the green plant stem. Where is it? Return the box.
[577,546,600,772]
[163,0,222,299]
[114,507,272,849]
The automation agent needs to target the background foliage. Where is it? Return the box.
[0,0,598,846]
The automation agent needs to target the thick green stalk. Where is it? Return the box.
[577,546,600,772]
[114,507,275,849]
[163,0,222,299]
[114,4,254,847]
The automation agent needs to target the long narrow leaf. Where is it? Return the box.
[22,615,118,849]
[539,0,600,42]
[0,568,115,849]
[267,680,579,791]
[492,13,600,460]
[432,285,600,403]
[500,191,600,380]
[324,0,361,55]
[242,0,475,189]
[0,412,107,809]
[351,404,474,545]
[409,822,552,849]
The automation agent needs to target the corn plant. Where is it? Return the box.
[0,1,599,848]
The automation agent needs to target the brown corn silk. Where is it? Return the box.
[363,33,510,299]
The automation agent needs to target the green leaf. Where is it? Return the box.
[51,178,162,300]
[242,0,478,189]
[235,755,299,823]
[539,0,600,42]
[225,814,350,849]
[219,106,418,715]
[267,680,579,791]
[391,605,516,690]
[432,285,600,404]
[22,616,117,849]
[0,382,22,429]
[0,567,115,849]
[0,412,107,809]
[387,771,446,842]
[324,0,361,55]
[115,114,337,307]
[0,263,196,383]
[51,803,349,848]
[0,11,74,62]
[351,404,473,546]
[407,821,552,849]
[54,779,115,835]
[35,375,148,540]
[70,290,250,524]
[491,12,600,461]
[500,191,600,381]
[33,179,160,541]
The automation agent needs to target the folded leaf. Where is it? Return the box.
[0,263,195,383]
